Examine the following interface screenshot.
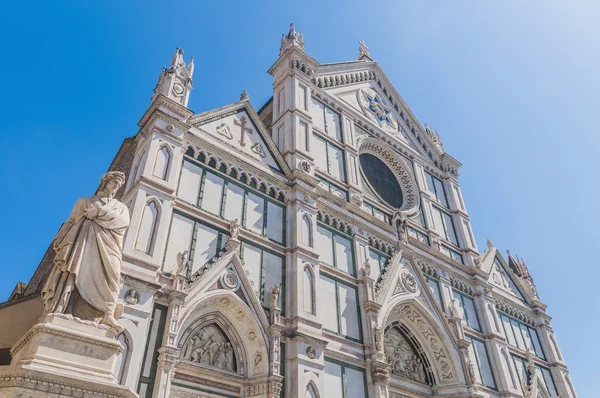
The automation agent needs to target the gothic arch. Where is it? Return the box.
[379,297,464,386]
[305,381,319,398]
[179,313,242,375]
[303,263,315,314]
[177,290,270,378]
[115,329,132,385]
[384,321,435,385]
[300,213,313,247]
[500,347,517,388]
[152,144,172,180]
[134,197,161,255]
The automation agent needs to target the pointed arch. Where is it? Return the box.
[384,322,435,385]
[379,297,464,387]
[153,144,172,180]
[305,381,319,398]
[301,214,313,247]
[115,330,132,385]
[500,347,516,388]
[135,198,160,255]
[303,264,315,315]
[487,302,500,333]
[177,288,270,378]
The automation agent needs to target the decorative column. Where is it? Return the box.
[447,298,477,391]
[267,286,284,398]
[152,269,187,398]
[359,259,389,398]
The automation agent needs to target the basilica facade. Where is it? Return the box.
[0,25,577,398]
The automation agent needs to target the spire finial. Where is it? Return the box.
[279,22,305,56]
[358,40,371,61]
[240,90,249,101]
[486,239,493,250]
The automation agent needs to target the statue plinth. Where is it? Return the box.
[0,314,136,397]
[9,314,123,384]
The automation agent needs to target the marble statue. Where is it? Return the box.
[42,171,130,331]
[176,250,189,275]
[358,40,371,58]
[270,284,281,309]
[230,218,240,240]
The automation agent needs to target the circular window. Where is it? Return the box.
[359,153,403,209]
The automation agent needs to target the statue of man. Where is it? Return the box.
[42,171,130,331]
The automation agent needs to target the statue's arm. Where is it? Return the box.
[53,198,87,248]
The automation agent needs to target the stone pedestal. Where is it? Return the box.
[0,314,137,398]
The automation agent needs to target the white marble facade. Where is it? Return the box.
[0,26,577,398]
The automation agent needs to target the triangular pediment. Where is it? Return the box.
[189,101,292,178]
[311,61,454,174]
[185,247,269,331]
[483,249,526,302]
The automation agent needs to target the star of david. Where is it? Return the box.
[366,94,392,124]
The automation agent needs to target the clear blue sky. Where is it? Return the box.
[0,1,596,394]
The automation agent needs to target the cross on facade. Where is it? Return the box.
[234,116,253,147]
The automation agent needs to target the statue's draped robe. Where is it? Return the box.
[42,194,130,317]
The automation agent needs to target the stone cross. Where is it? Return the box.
[234,116,253,147]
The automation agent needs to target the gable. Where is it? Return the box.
[195,109,281,171]
[489,256,526,301]
[327,82,421,154]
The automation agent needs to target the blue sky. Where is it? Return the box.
[0,0,597,394]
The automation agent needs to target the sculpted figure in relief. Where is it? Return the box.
[384,328,427,384]
[184,325,235,372]
[42,171,130,331]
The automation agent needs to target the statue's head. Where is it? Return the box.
[99,171,126,196]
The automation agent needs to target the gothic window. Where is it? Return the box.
[303,265,315,314]
[500,348,517,388]
[425,276,443,307]
[162,212,225,275]
[301,214,313,247]
[115,332,130,385]
[306,382,318,398]
[324,358,366,398]
[498,312,545,358]
[240,242,284,310]
[177,158,286,245]
[466,336,496,389]
[431,206,458,246]
[299,120,309,151]
[452,291,481,331]
[153,145,171,180]
[368,248,389,280]
[487,303,500,333]
[177,159,204,204]
[425,172,449,208]
[135,200,159,255]
[138,304,168,398]
[359,153,403,209]
[512,355,558,397]
[182,324,236,372]
[315,224,355,276]
[384,324,435,385]
[311,98,342,142]
[313,136,346,182]
[319,275,361,341]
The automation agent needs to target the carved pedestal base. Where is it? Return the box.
[10,314,122,383]
[0,314,136,397]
